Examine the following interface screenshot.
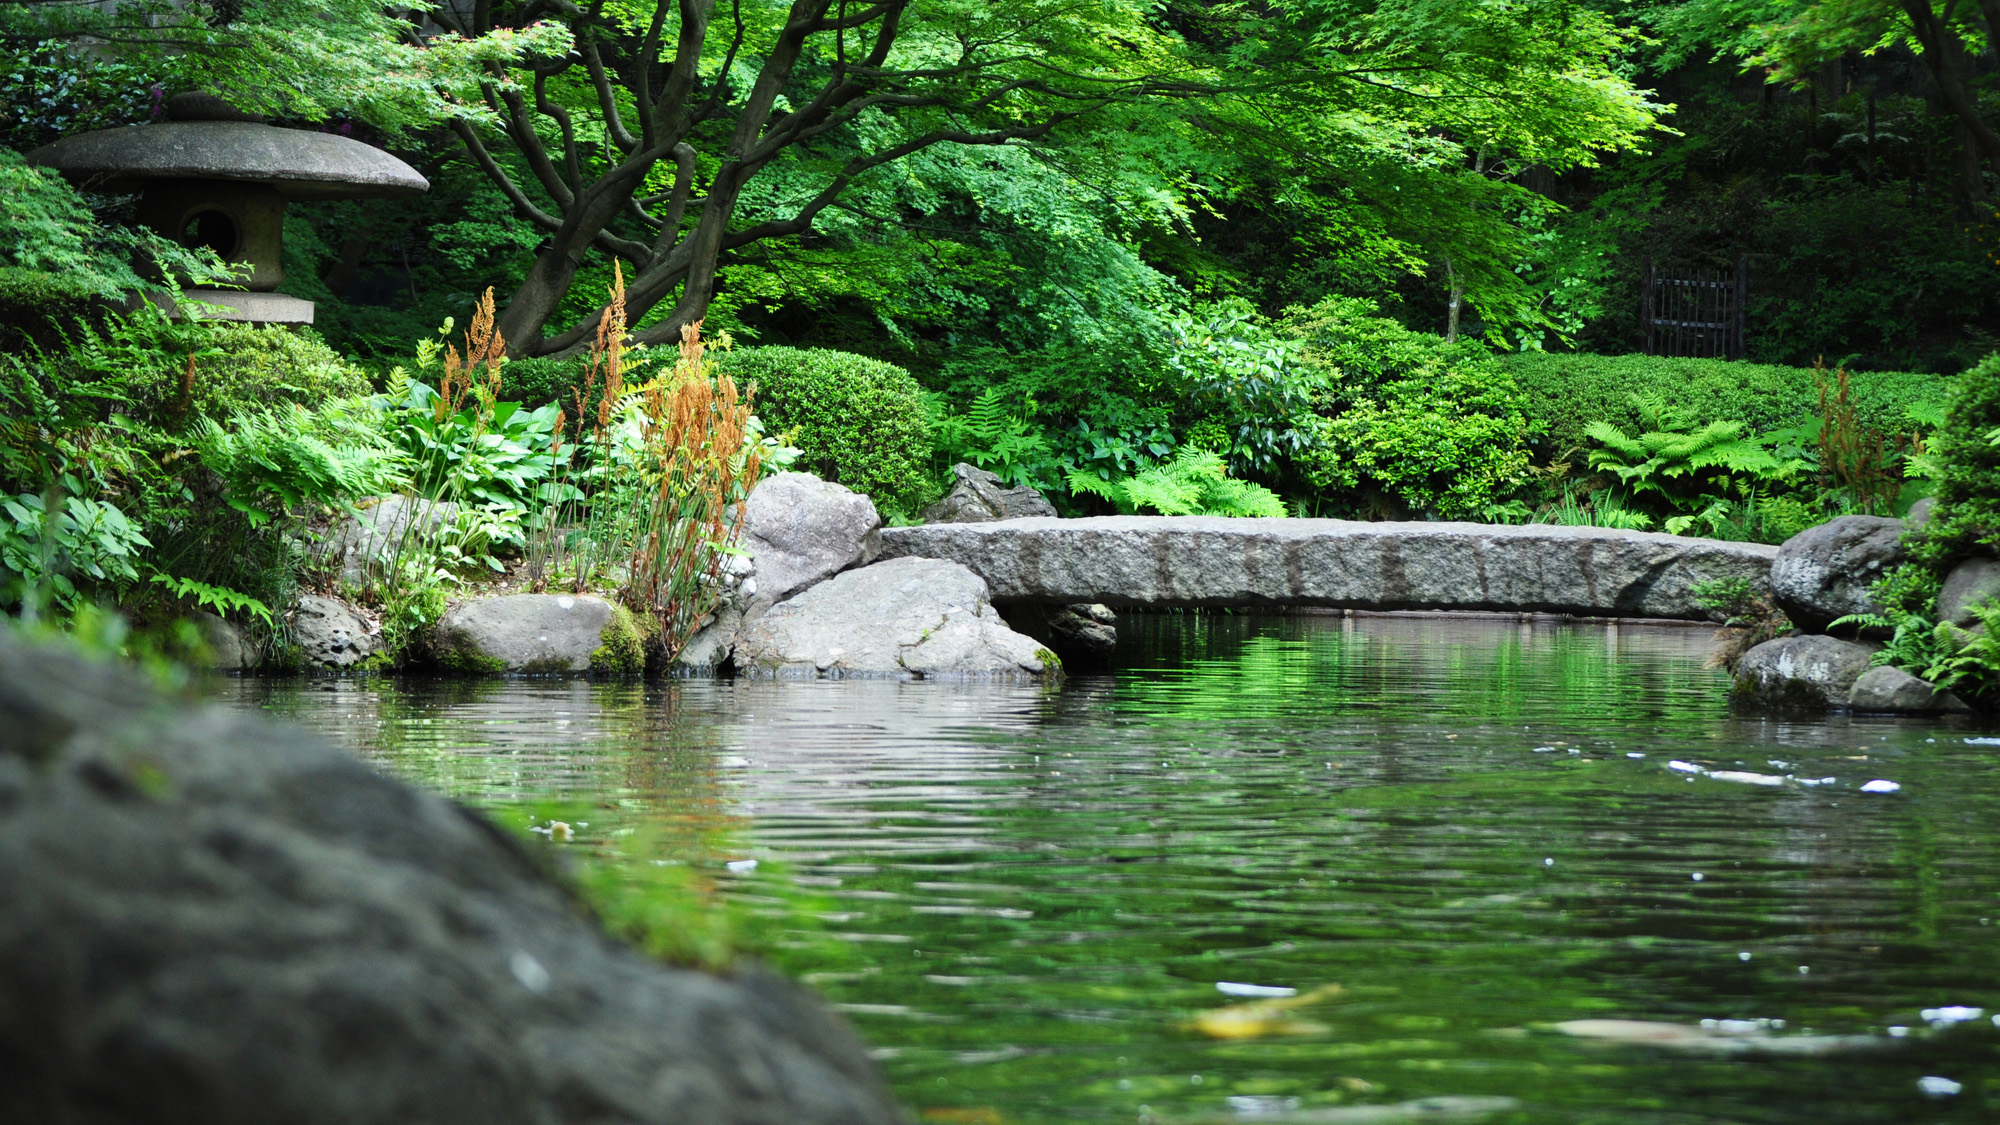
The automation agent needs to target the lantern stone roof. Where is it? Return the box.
[26,121,429,200]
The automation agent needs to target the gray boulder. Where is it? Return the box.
[741,473,882,609]
[1848,664,1972,713]
[1733,634,1880,710]
[434,594,643,674]
[289,594,378,667]
[1906,496,1936,530]
[193,610,254,671]
[1001,602,1118,665]
[1769,515,1908,633]
[733,556,1055,679]
[1937,557,2000,626]
[0,632,900,1125]
[920,462,1058,524]
[322,496,460,584]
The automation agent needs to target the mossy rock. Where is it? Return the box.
[589,605,649,676]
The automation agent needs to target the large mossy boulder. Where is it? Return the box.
[433,593,645,674]
[1732,634,1879,711]
[0,633,901,1124]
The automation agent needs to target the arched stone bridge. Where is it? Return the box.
[878,516,1777,621]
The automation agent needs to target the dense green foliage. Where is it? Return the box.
[1502,353,1943,461]
[1912,352,2000,565]
[714,348,935,516]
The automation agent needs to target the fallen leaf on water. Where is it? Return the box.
[1191,983,1343,1039]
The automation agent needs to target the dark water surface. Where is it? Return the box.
[222,613,2000,1123]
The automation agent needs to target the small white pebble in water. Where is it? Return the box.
[1860,779,1902,793]
[1216,982,1297,998]
[1668,760,1701,773]
[509,950,551,994]
[1627,752,1645,759]
[1189,1074,1203,1086]
[1918,1076,1962,1097]
[1887,1026,1910,1038]
[1799,966,1809,975]
[725,859,758,874]
[1739,951,1752,961]
[1567,748,1581,754]
[1533,746,1557,753]
[1716,1019,1760,1034]
[1544,858,1555,867]
[1768,760,1792,770]
[1921,1006,1984,1024]
[1926,738,1936,743]
[1772,1019,1786,1029]
[1692,873,1705,882]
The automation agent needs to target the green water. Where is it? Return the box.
[224,613,2000,1123]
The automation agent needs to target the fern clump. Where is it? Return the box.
[1067,448,1287,517]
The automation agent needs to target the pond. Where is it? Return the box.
[221,612,2000,1123]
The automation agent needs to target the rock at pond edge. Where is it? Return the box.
[733,555,1056,679]
[434,593,643,674]
[1848,664,1972,713]
[1769,515,1908,634]
[1733,634,1880,711]
[0,630,902,1125]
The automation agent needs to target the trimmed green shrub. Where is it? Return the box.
[0,267,108,351]
[1500,352,1944,460]
[1281,297,1532,518]
[714,346,935,513]
[1913,352,2000,565]
[498,353,591,410]
[177,324,372,420]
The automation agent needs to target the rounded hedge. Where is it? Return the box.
[178,323,371,419]
[1500,352,1945,459]
[497,353,591,411]
[0,267,110,351]
[1915,352,2000,564]
[714,346,935,514]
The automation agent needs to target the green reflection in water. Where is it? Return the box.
[225,613,2000,1124]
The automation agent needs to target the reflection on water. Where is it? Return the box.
[223,612,2000,1123]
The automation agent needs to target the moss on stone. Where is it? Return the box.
[590,604,648,676]
[436,645,507,675]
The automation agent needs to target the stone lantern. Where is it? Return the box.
[26,94,429,325]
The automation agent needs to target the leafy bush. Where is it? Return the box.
[0,267,108,351]
[714,346,934,514]
[1163,302,1318,478]
[176,324,372,419]
[1501,352,1943,460]
[934,386,1062,494]
[0,487,150,617]
[1913,352,2000,565]
[497,353,592,410]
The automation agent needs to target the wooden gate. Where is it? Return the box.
[1641,258,1747,359]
